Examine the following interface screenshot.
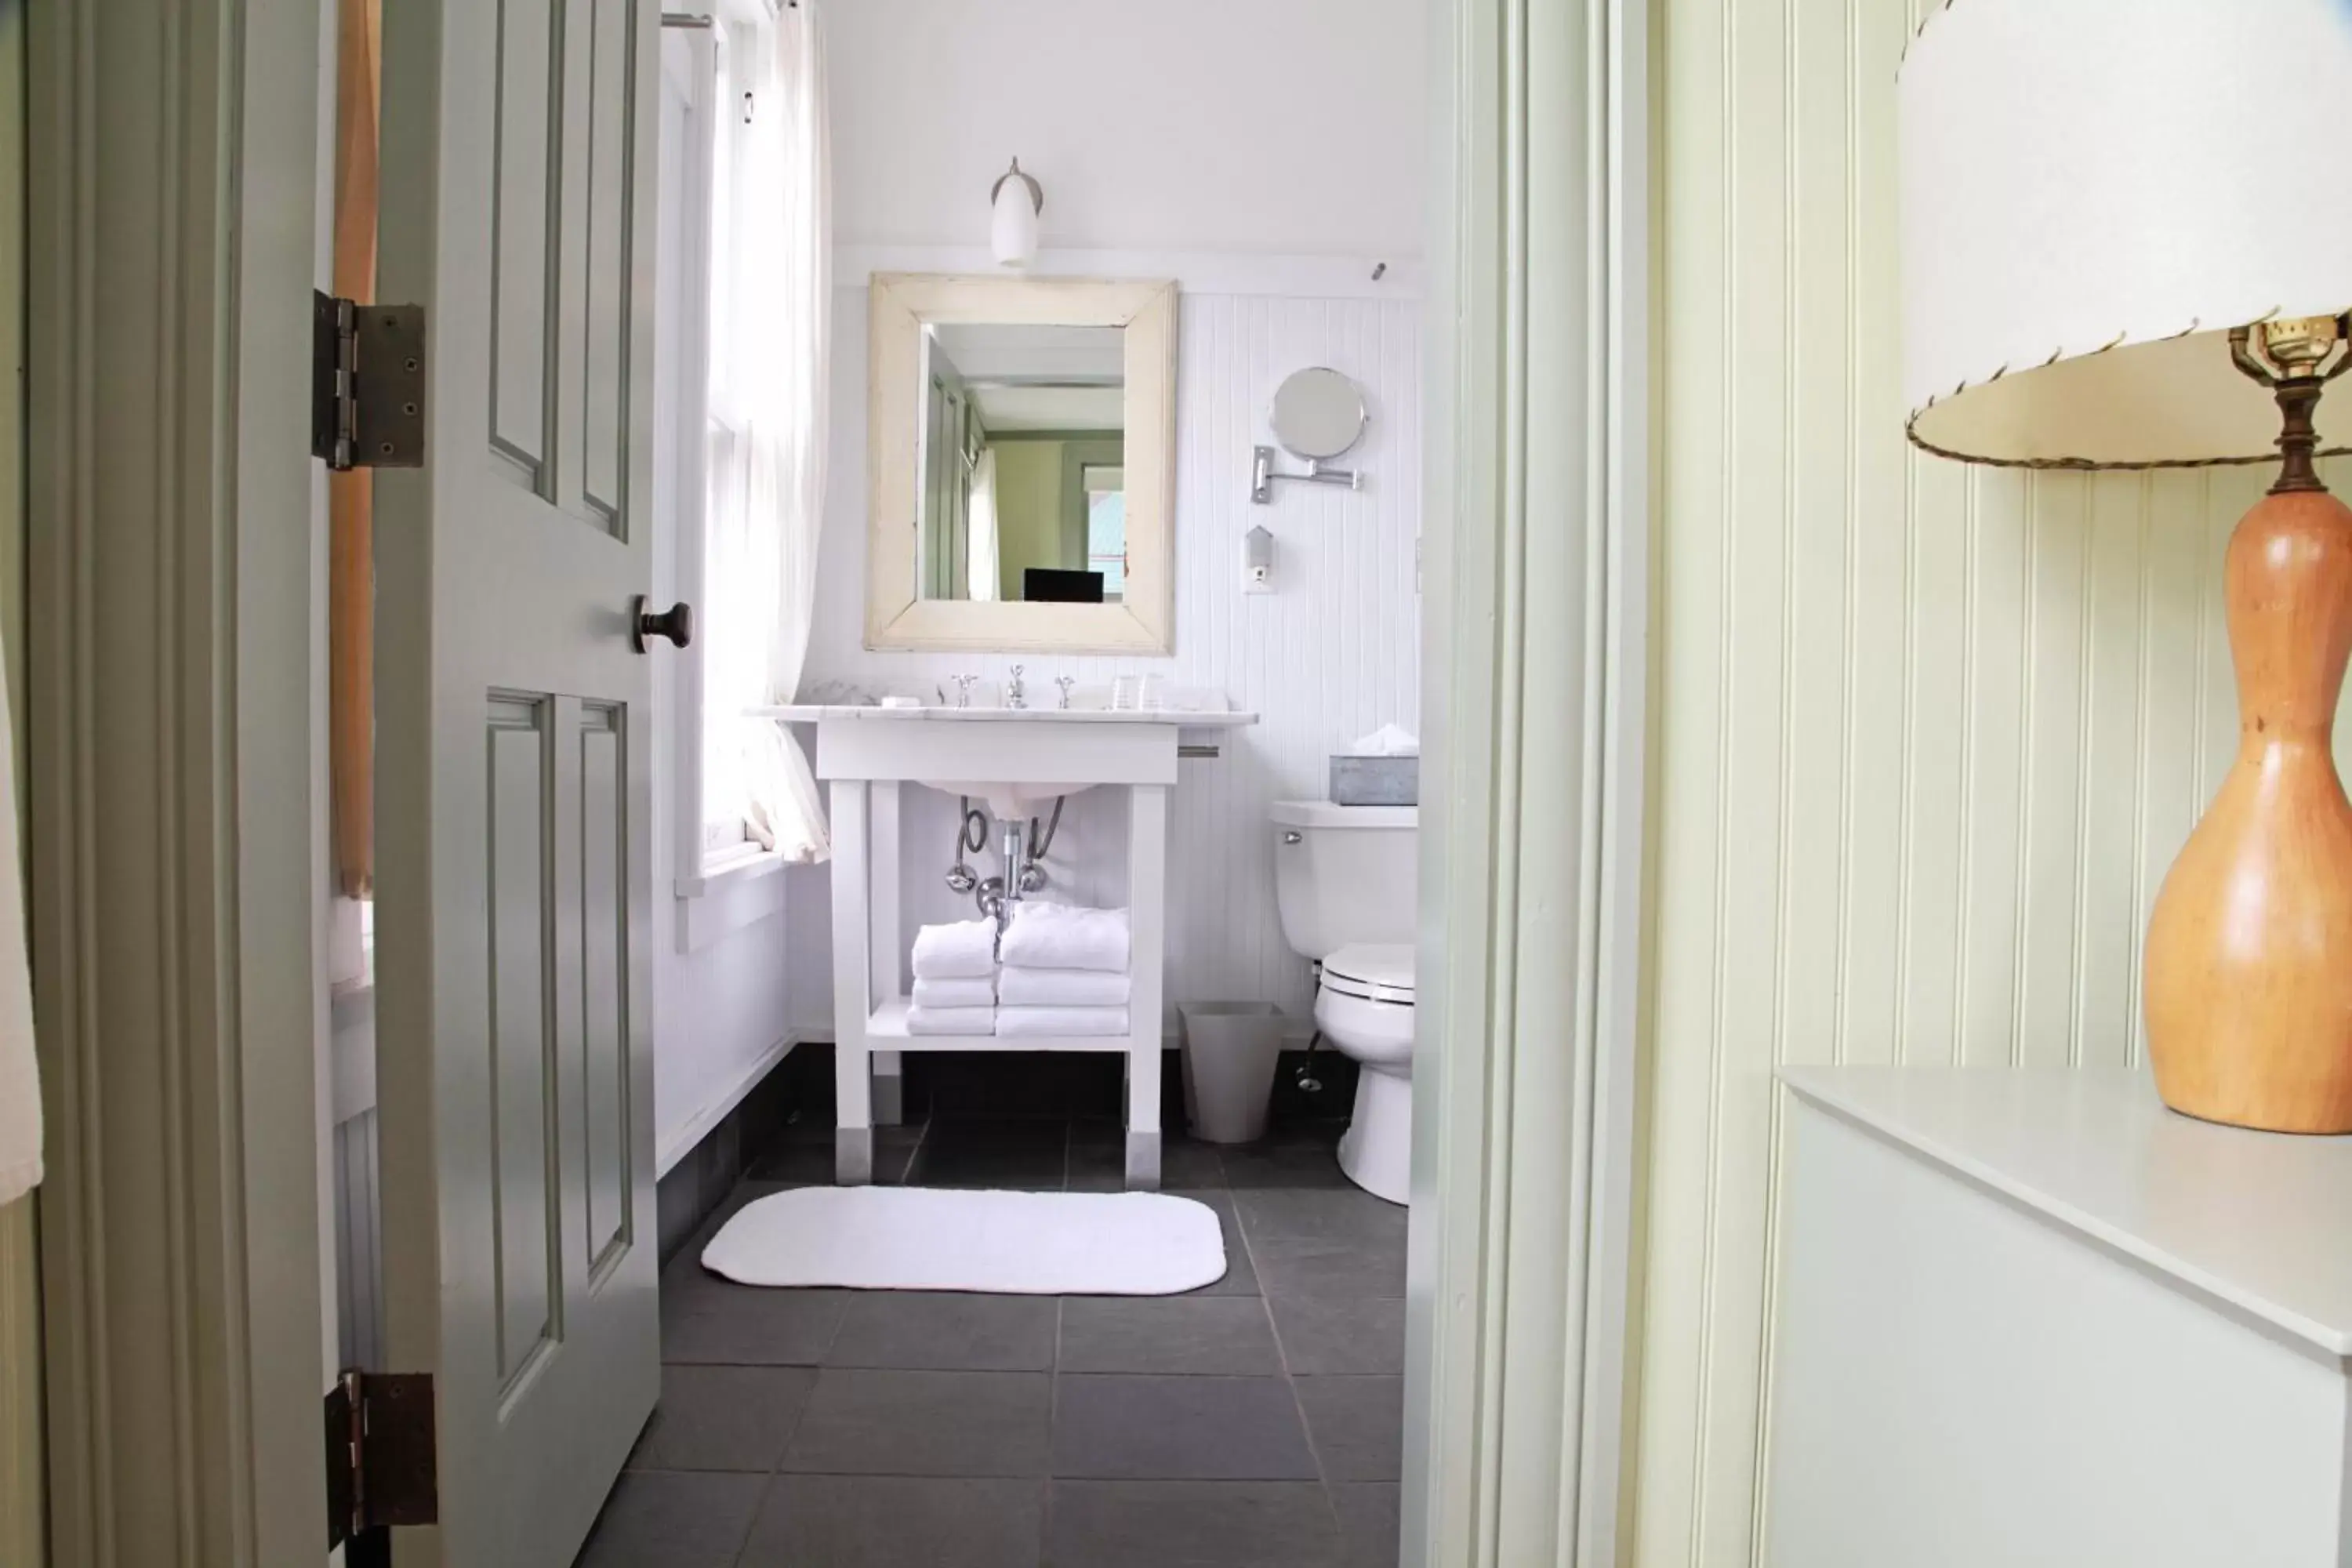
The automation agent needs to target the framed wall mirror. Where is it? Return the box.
[866,274,1178,652]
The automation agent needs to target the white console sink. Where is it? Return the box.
[755,702,1257,826]
[920,779,1094,818]
[753,698,1260,1192]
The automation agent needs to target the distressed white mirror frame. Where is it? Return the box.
[866,274,1178,652]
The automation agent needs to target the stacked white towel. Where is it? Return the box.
[911,975,996,1009]
[997,1006,1131,1038]
[912,918,997,978]
[909,919,999,1035]
[996,903,1131,1037]
[907,1005,996,1036]
[998,967,1130,1007]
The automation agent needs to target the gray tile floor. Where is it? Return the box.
[576,1110,1405,1568]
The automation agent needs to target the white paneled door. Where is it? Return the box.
[373,2,665,1564]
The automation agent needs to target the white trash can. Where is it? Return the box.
[1178,1002,1287,1144]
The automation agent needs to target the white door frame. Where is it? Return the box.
[24,0,1656,1561]
[27,0,331,1563]
[1407,0,1651,1563]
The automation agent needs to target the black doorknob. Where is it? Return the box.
[631,597,694,652]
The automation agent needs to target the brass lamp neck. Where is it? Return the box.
[2274,381,2328,495]
[2230,315,2352,497]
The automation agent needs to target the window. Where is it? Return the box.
[659,0,832,892]
[1083,463,1126,602]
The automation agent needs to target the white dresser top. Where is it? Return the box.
[1780,1066,2352,1356]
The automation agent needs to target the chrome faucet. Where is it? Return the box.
[950,674,978,710]
[1055,675,1076,710]
[1006,665,1028,710]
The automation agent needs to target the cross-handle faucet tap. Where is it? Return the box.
[950,674,978,710]
[1055,676,1076,710]
[1007,666,1028,710]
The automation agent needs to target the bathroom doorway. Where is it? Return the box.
[19,0,1648,1560]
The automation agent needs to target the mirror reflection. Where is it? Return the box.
[1270,365,1367,460]
[919,323,1127,604]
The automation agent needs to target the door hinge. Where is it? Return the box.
[325,1369,438,1551]
[312,291,427,471]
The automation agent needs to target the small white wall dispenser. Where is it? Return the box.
[1244,524,1276,593]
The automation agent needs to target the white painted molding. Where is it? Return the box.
[1406,0,1650,1563]
[27,0,329,1562]
[656,1033,801,1178]
[665,27,723,904]
[677,853,793,953]
[836,245,1427,302]
[0,4,38,1560]
[330,986,379,1127]
[0,1200,38,1568]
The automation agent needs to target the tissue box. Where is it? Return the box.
[1330,755,1418,807]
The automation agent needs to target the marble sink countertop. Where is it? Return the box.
[752,703,1259,727]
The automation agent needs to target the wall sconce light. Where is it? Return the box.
[990,158,1044,268]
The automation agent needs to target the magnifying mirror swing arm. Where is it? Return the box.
[1250,444,1363,503]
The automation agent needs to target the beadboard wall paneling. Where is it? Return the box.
[1633,1,2352,1562]
[789,290,1423,1026]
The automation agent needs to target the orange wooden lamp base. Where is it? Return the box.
[2146,365,2352,1134]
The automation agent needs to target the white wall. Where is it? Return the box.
[789,1,1430,1032]
[827,0,1426,257]
[652,38,793,1170]
[1633,0,2352,1561]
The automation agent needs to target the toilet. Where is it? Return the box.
[1270,801,1417,1203]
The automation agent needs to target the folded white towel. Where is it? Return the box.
[995,1005,1131,1038]
[912,919,997,980]
[997,966,1131,1007]
[906,1004,996,1036]
[912,975,996,1009]
[1000,902,1130,974]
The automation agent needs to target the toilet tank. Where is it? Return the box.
[1271,802,1417,960]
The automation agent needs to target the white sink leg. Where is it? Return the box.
[830,778,874,1184]
[1126,783,1168,1190]
[868,780,904,1126]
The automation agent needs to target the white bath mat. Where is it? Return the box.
[701,1186,1229,1295]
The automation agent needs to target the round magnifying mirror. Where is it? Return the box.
[1269,367,1367,461]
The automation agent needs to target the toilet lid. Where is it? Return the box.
[1322,944,1415,1004]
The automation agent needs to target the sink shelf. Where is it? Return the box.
[753,703,1258,728]
[866,999,1132,1054]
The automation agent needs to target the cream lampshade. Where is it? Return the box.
[1902,0,2352,1133]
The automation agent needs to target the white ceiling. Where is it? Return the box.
[969,383,1124,434]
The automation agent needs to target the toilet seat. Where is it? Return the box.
[1321,943,1415,1006]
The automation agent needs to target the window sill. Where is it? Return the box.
[675,845,794,953]
[676,843,791,900]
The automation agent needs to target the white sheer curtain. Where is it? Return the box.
[706,0,831,863]
[966,446,1000,602]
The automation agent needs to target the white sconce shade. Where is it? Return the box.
[1900,0,2352,468]
[990,158,1043,269]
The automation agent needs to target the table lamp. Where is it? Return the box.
[1901,0,2352,1133]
